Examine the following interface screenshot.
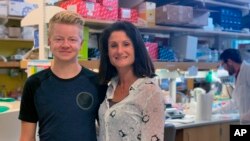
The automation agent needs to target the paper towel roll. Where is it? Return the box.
[196,93,213,121]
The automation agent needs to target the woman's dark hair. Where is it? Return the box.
[98,21,156,84]
[219,48,242,64]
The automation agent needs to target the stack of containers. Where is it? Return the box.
[137,2,156,26]
[98,0,118,21]
[59,0,139,22]
[59,0,101,19]
[145,42,158,61]
[155,4,193,26]
[118,8,138,23]
[211,8,242,31]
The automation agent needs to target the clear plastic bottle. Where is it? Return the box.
[211,49,219,62]
[0,85,7,98]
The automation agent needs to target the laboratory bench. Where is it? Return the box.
[165,113,239,141]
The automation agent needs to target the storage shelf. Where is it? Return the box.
[139,25,250,39]
[0,38,33,48]
[80,60,219,71]
[173,0,250,10]
[0,61,20,68]
[20,60,219,70]
[0,16,23,20]
[84,18,250,39]
[194,0,250,10]
[82,60,220,70]
[153,61,219,70]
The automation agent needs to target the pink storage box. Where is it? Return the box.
[118,8,138,23]
[98,0,118,7]
[59,0,101,19]
[99,6,118,21]
[145,42,158,61]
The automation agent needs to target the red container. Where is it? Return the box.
[118,8,138,23]
[145,42,158,61]
[59,0,100,19]
[99,6,118,21]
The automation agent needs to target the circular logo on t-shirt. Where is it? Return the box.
[76,92,94,110]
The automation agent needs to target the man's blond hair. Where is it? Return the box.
[48,10,84,38]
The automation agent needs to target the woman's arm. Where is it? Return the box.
[141,89,165,141]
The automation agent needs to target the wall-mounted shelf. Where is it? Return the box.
[78,60,220,71]
[20,60,219,70]
[0,16,23,20]
[79,60,219,71]
[0,38,33,48]
[83,18,250,39]
[0,61,20,68]
[193,0,250,10]
[170,0,250,10]
[153,61,219,70]
[139,25,250,39]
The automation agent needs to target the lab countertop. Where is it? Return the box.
[0,100,20,115]
[165,113,239,129]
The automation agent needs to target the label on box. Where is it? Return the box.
[122,9,131,19]
[8,1,37,16]
[67,4,77,12]
[86,2,95,16]
[0,1,7,16]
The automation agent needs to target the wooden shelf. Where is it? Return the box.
[0,38,33,48]
[153,61,219,70]
[79,60,219,71]
[0,16,23,20]
[20,60,219,70]
[0,61,20,68]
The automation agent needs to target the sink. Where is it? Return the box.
[0,103,12,113]
[0,101,20,114]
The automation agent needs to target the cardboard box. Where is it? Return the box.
[156,4,193,25]
[119,8,138,23]
[145,42,158,60]
[59,0,100,19]
[85,0,98,2]
[98,0,118,8]
[8,27,21,38]
[8,1,37,16]
[99,6,118,21]
[186,9,210,27]
[137,2,156,26]
[171,35,198,61]
[0,1,7,16]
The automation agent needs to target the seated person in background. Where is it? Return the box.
[98,21,165,141]
[219,48,250,125]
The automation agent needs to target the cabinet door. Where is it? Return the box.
[220,122,239,141]
[220,123,230,141]
[182,124,221,141]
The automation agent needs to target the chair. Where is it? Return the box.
[164,123,176,141]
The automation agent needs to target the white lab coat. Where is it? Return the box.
[213,61,250,124]
[234,61,250,124]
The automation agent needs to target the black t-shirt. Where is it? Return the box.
[19,67,106,141]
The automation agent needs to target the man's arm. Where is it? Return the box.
[19,121,37,141]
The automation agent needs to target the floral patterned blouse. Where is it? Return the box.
[98,77,165,141]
